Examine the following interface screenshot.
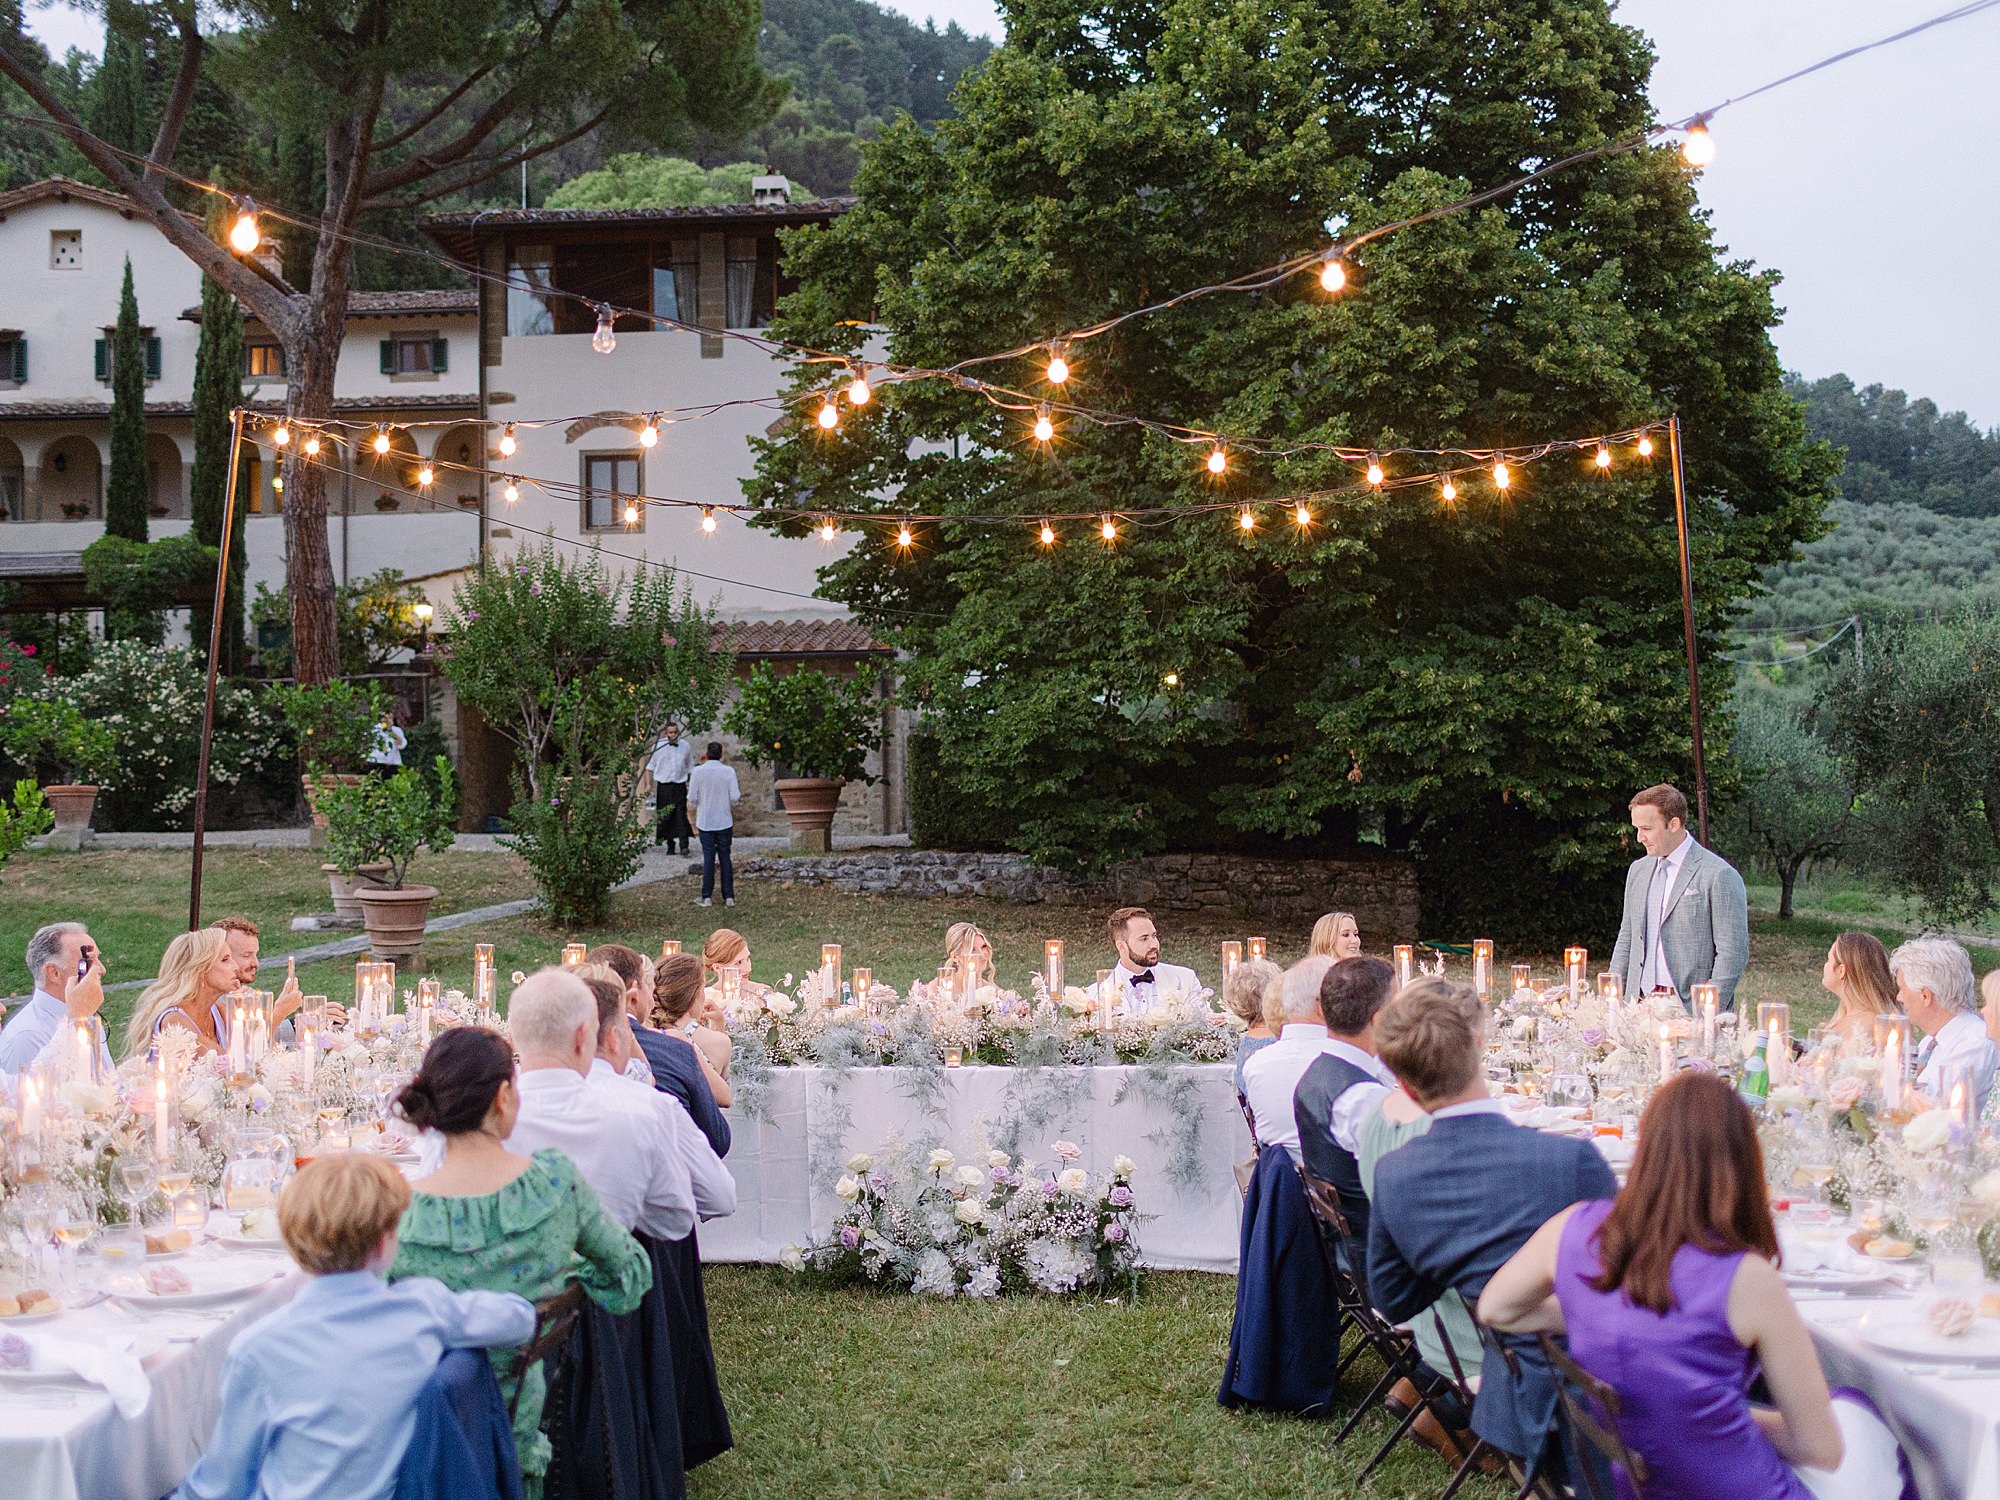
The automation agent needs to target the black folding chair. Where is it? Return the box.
[507,1283,586,1420]
[1537,1332,1648,1500]
[1460,1292,1568,1500]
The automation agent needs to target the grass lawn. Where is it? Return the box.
[693,1266,1500,1500]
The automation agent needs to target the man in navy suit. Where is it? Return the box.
[1366,980,1616,1471]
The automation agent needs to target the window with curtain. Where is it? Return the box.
[652,239,700,326]
[507,247,555,336]
[582,452,640,531]
[725,236,759,328]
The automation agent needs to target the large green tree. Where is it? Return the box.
[85,0,151,157]
[2,0,778,684]
[750,0,1837,944]
[105,256,150,545]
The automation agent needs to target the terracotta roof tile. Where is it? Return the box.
[0,176,200,224]
[0,393,477,420]
[715,618,890,657]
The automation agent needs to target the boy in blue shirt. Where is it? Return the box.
[177,1153,535,1500]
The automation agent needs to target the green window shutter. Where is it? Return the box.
[379,339,395,375]
[9,338,23,383]
[94,337,108,381]
[145,336,162,380]
[430,338,448,373]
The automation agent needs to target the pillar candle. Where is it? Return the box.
[1247,936,1267,962]
[1565,947,1588,1007]
[1220,941,1243,999]
[153,1072,171,1161]
[1597,973,1624,1003]
[1695,985,1718,1053]
[1394,945,1415,989]
[227,1004,247,1076]
[301,1025,316,1088]
[821,944,842,1006]
[248,1010,269,1066]
[1658,1023,1673,1085]
[1511,964,1533,997]
[1044,940,1064,1001]
[1472,939,1493,1001]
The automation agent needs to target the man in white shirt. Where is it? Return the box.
[503,969,698,1241]
[1095,906,1202,1018]
[1239,955,1340,1163]
[0,922,114,1075]
[686,742,741,910]
[1892,935,1999,1115]
[646,723,694,856]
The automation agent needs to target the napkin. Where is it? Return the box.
[1777,1227,1869,1275]
[6,1329,150,1417]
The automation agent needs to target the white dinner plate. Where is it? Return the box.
[0,1307,62,1327]
[1784,1268,1895,1294]
[1854,1309,2000,1364]
[214,1234,286,1253]
[110,1260,284,1309]
[0,1364,89,1387]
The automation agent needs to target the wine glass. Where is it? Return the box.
[16,1188,54,1288]
[117,1156,157,1227]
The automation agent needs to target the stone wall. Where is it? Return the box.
[730,849,1420,938]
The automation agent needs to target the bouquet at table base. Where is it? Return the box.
[783,1137,1143,1298]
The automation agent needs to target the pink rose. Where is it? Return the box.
[1826,1075,1864,1112]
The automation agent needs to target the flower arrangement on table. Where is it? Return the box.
[783,1136,1143,1297]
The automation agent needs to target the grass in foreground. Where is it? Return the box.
[694,1266,1499,1500]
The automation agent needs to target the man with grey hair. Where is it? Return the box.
[1890,936,1997,1114]
[1239,955,1339,1164]
[504,968,697,1240]
[0,922,111,1074]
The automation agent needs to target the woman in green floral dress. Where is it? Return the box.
[388,1026,651,1497]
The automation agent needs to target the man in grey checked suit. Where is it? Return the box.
[1607,783,1749,1011]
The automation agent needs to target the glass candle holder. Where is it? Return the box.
[1220,941,1243,998]
[1044,940,1065,1001]
[1472,939,1494,1001]
[851,967,872,1007]
[1511,963,1534,997]
[1247,936,1268,962]
[1597,973,1624,1003]
[1095,970,1115,1030]
[1393,945,1415,989]
[821,944,842,1005]
[943,1046,963,1068]
[1756,1002,1791,1085]
[1872,1013,1909,1111]
[562,942,588,968]
[1565,947,1588,1006]
[659,939,680,960]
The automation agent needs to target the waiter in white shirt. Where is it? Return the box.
[0,922,114,1075]
[1096,907,1202,1019]
[502,969,698,1241]
[646,723,695,856]
[687,742,741,910]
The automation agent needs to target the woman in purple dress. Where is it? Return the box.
[1480,1073,1902,1499]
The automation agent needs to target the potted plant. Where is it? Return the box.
[1,698,117,846]
[722,664,882,851]
[318,757,457,959]
[270,679,388,850]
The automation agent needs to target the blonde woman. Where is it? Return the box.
[1819,932,1900,1047]
[1224,956,1283,1098]
[126,928,241,1056]
[944,922,995,996]
[1310,911,1362,961]
[701,926,770,1012]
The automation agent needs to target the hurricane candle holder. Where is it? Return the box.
[851,968,872,1011]
[1045,940,1065,1002]
[1511,964,1533,997]
[1565,948,1588,1007]
[1220,941,1243,998]
[1693,984,1719,1054]
[659,939,681,960]
[1247,936,1268,963]
[1095,970,1116,1030]
[562,943,588,968]
[1472,939,1494,1002]
[1873,1013,1908,1111]
[1394,945,1415,989]
[821,944,842,1007]
[1756,1002,1791,1086]
[1597,973,1624,1003]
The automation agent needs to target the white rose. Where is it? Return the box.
[778,1244,804,1272]
[59,1082,113,1118]
[1511,1016,1537,1039]
[1902,1111,1954,1154]
[1057,1167,1090,1197]
[955,1165,986,1188]
[1052,1140,1081,1161]
[763,996,798,1019]
[927,1149,955,1172]
[1768,1085,1809,1112]
[953,1199,985,1226]
[987,1151,1011,1170]
[834,1175,861,1202]
[1112,1155,1136,1178]
[1839,1054,1882,1078]
[847,1153,875,1174]
[180,1083,215,1124]
[1972,1170,2000,1208]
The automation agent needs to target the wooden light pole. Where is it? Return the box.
[1667,414,1710,844]
[188,408,247,930]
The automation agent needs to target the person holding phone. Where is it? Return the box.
[1,921,113,1073]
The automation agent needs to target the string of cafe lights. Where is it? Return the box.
[6,0,1992,440]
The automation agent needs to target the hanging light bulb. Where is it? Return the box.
[1365,457,1385,487]
[302,433,321,457]
[1593,444,1612,471]
[816,399,840,431]
[623,500,640,526]
[1319,254,1347,292]
[1032,406,1055,444]
[498,423,517,458]
[1440,478,1458,503]
[1099,514,1117,542]
[639,418,659,448]
[700,506,718,533]
[1294,502,1312,527]
[1207,447,1227,476]
[1163,671,1180,687]
[503,480,520,504]
[1492,461,1511,491]
[227,199,261,255]
[591,306,617,354]
[1046,344,1070,385]
[1637,434,1655,458]
[1237,506,1256,532]
[418,464,435,487]
[896,521,913,548]
[1038,520,1056,547]
[846,369,871,406]
[1681,118,1716,167]
[270,475,283,493]
[271,423,290,447]
[372,428,392,456]
[819,517,837,542]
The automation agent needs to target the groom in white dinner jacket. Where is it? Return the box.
[1095,906,1202,1018]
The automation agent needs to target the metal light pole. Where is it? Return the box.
[1667,414,1710,845]
[189,408,247,930]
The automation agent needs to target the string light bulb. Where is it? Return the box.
[816,399,840,431]
[819,517,837,542]
[498,424,516,458]
[847,369,871,406]
[1319,254,1347,292]
[1594,445,1612,470]
[591,306,617,355]
[1032,407,1055,444]
[1207,447,1227,475]
[417,464,435,487]
[700,506,717,533]
[227,199,261,255]
[302,433,320,457]
[271,423,290,447]
[1492,461,1511,491]
[1038,520,1056,546]
[503,481,519,504]
[1294,502,1312,527]
[1441,478,1458,503]
[1681,119,1716,167]
[896,521,913,548]
[1365,457,1385,487]
[639,419,659,448]
[1238,506,1256,532]
[372,428,391,456]
[1099,514,1117,542]
[1637,434,1655,458]
[623,500,640,526]
[1046,345,1070,385]
[1163,672,1180,687]
[270,475,282,493]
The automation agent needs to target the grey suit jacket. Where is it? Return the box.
[1607,840,1749,1010]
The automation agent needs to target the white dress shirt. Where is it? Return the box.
[587,1059,736,1221]
[1240,1022,1338,1164]
[1429,1094,1514,1123]
[1324,1038,1396,1156]
[1916,1010,1999,1115]
[1640,835,1696,993]
[0,989,114,1075]
[1094,961,1203,1018]
[646,737,694,785]
[686,760,741,832]
[505,1065,695,1241]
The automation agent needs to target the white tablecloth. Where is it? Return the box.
[0,1249,298,1500]
[699,1063,1250,1272]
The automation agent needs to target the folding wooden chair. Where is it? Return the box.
[506,1283,587,1420]
[1460,1292,1567,1500]
[1537,1332,1648,1500]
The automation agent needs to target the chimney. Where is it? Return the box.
[751,174,792,207]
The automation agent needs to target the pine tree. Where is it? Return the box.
[83,0,148,158]
[189,196,247,671]
[104,255,149,544]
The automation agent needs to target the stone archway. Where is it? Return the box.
[0,435,22,522]
[40,435,101,521]
[357,427,421,514]
[427,423,486,513]
[146,434,186,520]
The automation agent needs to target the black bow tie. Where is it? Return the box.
[1128,969,1155,986]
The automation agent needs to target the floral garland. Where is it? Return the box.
[783,1135,1143,1298]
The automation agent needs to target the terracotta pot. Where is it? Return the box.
[774,776,843,852]
[43,784,99,831]
[356,883,437,961]
[323,861,392,921]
